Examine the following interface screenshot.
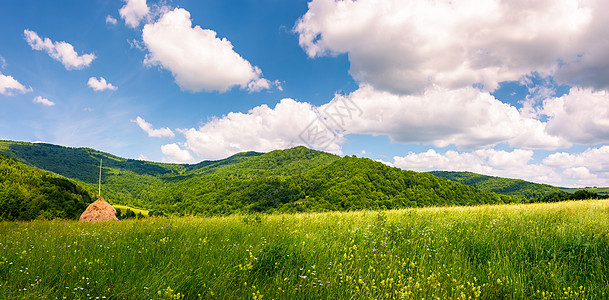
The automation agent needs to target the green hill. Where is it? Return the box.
[0,140,518,215]
[0,153,93,220]
[560,187,609,195]
[428,171,564,199]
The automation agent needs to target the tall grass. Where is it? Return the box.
[1,200,608,299]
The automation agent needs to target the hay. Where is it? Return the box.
[79,198,118,222]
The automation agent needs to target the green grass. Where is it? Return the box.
[112,204,150,217]
[561,187,609,195]
[1,200,608,299]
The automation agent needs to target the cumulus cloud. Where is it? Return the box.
[295,0,602,94]
[24,30,95,70]
[132,116,175,138]
[393,148,561,184]
[0,72,31,95]
[542,88,609,144]
[106,15,118,25]
[543,146,609,172]
[88,77,118,91]
[161,143,194,163]
[179,98,341,160]
[119,0,149,28]
[323,85,565,150]
[142,8,274,93]
[33,96,55,106]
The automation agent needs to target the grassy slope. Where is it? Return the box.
[1,200,607,299]
[561,187,609,195]
[112,204,149,216]
[429,171,563,199]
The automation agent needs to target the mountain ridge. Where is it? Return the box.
[0,140,518,216]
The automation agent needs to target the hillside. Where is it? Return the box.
[0,140,518,215]
[561,187,609,195]
[0,154,93,220]
[428,171,563,199]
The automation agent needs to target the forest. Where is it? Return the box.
[0,154,92,220]
[429,171,564,199]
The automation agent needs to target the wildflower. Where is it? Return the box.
[373,249,378,252]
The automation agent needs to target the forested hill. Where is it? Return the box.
[0,154,93,220]
[428,171,563,199]
[0,140,518,215]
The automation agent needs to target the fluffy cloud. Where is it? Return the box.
[119,0,149,28]
[323,85,565,150]
[24,30,95,70]
[161,143,194,163]
[542,88,609,144]
[132,116,174,138]
[106,15,118,25]
[392,145,609,187]
[0,72,31,95]
[543,146,609,173]
[393,148,561,184]
[142,8,272,93]
[295,0,601,94]
[33,96,55,106]
[180,98,341,160]
[88,77,118,91]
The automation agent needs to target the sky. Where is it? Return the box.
[1,0,608,188]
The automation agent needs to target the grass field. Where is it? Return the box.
[1,200,608,299]
[561,187,609,195]
[112,204,150,217]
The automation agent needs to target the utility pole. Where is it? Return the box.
[99,158,102,199]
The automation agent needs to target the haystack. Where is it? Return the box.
[79,198,118,222]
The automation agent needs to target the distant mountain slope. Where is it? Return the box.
[428,171,563,199]
[0,140,186,183]
[560,187,609,195]
[0,154,93,220]
[0,140,518,215]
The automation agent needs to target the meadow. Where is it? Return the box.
[1,200,608,299]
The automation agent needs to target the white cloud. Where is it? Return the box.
[137,154,149,161]
[119,0,149,28]
[142,8,273,93]
[132,116,174,138]
[393,146,609,187]
[0,72,31,96]
[161,143,194,163]
[393,148,561,184]
[324,85,565,150]
[106,15,118,25]
[543,146,609,173]
[24,30,95,70]
[88,77,118,91]
[33,96,55,106]
[247,78,282,93]
[563,167,595,180]
[0,56,6,69]
[554,0,609,90]
[180,98,342,160]
[295,0,599,94]
[542,88,609,144]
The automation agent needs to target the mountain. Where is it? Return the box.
[428,171,563,199]
[0,153,93,220]
[0,140,518,215]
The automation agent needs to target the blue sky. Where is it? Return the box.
[1,0,608,187]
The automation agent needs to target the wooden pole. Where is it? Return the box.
[99,158,102,199]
